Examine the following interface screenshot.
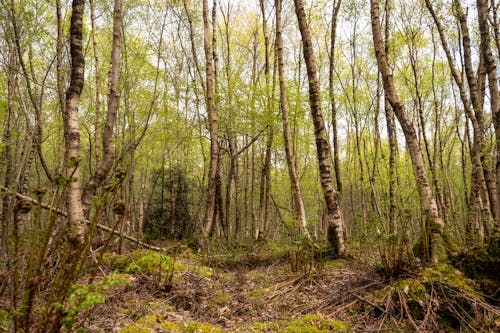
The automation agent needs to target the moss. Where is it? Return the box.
[175,261,213,278]
[246,288,268,298]
[450,246,500,295]
[322,259,345,270]
[124,311,224,333]
[0,308,12,331]
[248,315,348,333]
[422,264,474,291]
[103,250,155,270]
[247,269,268,282]
[282,314,350,333]
[178,322,223,332]
[137,314,160,326]
[212,292,230,305]
[118,324,152,333]
[154,319,224,332]
[395,278,427,301]
[129,252,173,275]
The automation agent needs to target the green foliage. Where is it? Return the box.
[62,272,130,328]
[103,249,176,287]
[126,252,173,275]
[0,309,12,331]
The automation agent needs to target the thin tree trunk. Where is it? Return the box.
[329,0,342,194]
[477,0,500,238]
[293,0,345,256]
[256,0,273,240]
[82,0,123,215]
[202,0,219,239]
[63,0,87,243]
[371,0,446,263]
[0,49,14,254]
[276,0,311,241]
[384,0,398,234]
[89,0,102,171]
[425,0,491,243]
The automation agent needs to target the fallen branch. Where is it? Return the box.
[0,186,165,252]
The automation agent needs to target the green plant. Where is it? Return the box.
[62,271,130,328]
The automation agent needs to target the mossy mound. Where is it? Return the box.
[102,249,213,279]
[102,250,173,274]
[450,245,500,298]
[364,264,498,331]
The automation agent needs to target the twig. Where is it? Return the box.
[350,292,392,316]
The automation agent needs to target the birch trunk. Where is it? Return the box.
[276,0,311,241]
[62,0,86,243]
[293,0,345,256]
[477,0,500,238]
[370,0,446,263]
[82,0,123,215]
[202,0,219,238]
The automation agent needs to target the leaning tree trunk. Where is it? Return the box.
[370,0,445,263]
[293,0,345,256]
[63,0,87,244]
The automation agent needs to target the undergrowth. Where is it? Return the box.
[359,264,499,332]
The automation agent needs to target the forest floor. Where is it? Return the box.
[74,243,500,332]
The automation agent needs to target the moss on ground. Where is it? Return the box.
[282,314,350,332]
[102,249,214,279]
[249,314,349,333]
[118,313,223,333]
[119,313,349,333]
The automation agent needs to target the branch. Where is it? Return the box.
[0,186,165,252]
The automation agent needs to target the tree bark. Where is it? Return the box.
[293,0,345,256]
[202,0,219,239]
[477,0,500,238]
[63,0,86,243]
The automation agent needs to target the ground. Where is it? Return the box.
[71,245,499,332]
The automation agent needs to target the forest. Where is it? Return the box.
[0,0,499,331]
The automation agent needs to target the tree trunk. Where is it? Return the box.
[202,0,219,239]
[293,0,345,256]
[63,0,87,243]
[329,0,342,194]
[276,0,312,241]
[477,0,500,238]
[425,0,492,244]
[370,0,446,263]
[82,0,123,216]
